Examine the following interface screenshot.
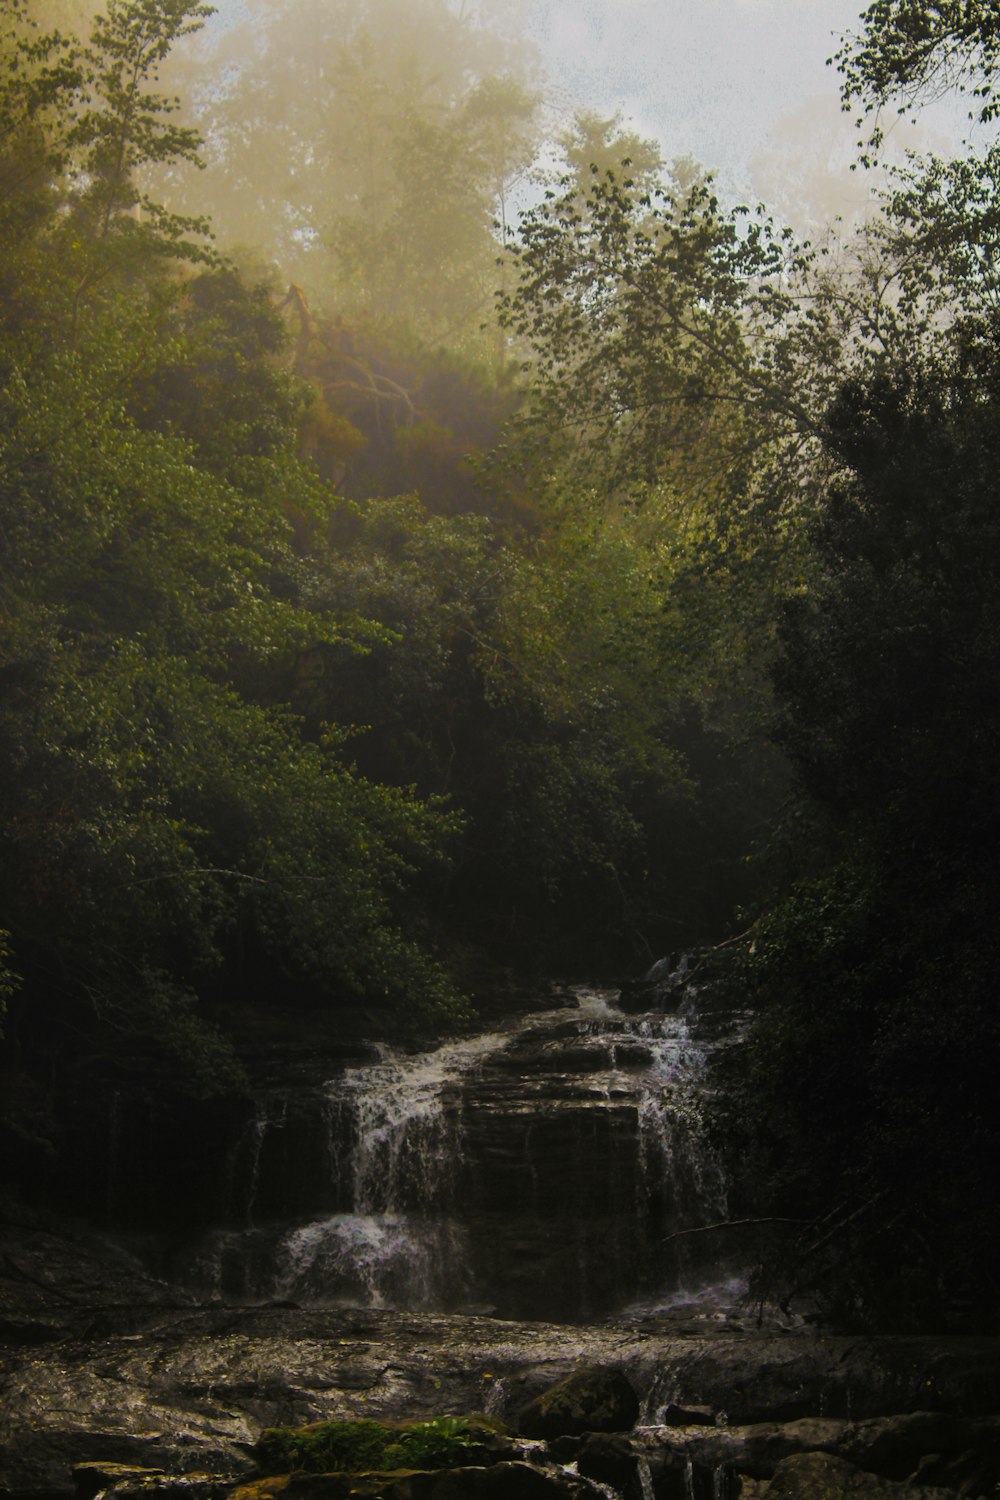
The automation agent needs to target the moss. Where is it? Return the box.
[254,1416,506,1476]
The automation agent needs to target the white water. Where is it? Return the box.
[330,1029,511,1214]
[265,1029,513,1308]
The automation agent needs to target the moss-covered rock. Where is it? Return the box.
[230,1479,291,1500]
[254,1417,510,1477]
[73,1464,166,1500]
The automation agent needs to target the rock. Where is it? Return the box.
[908,1447,1000,1495]
[254,1417,515,1476]
[575,1432,640,1494]
[766,1451,957,1498]
[652,1418,851,1478]
[575,1432,697,1500]
[660,1404,717,1427]
[841,1411,1000,1484]
[616,981,675,1015]
[643,1333,1000,1425]
[518,1365,639,1439]
[646,1410,1000,1490]
[0,1314,68,1344]
[93,1476,234,1500]
[689,1464,740,1500]
[231,1481,290,1500]
[280,1464,607,1499]
[4,1307,1000,1498]
[74,1463,166,1500]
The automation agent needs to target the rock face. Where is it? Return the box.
[3,984,999,1500]
[241,1465,608,1499]
[68,989,739,1325]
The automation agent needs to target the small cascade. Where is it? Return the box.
[273,1213,445,1307]
[331,1030,507,1214]
[170,985,742,1318]
[106,1088,122,1217]
[241,1099,286,1226]
[684,1458,740,1500]
[268,1030,510,1308]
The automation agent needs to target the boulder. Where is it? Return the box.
[254,1417,515,1476]
[575,1432,640,1495]
[86,1477,234,1500]
[766,1451,957,1498]
[276,1464,606,1499]
[841,1411,1000,1484]
[659,1404,717,1427]
[653,1418,850,1478]
[646,1411,1000,1491]
[517,1366,640,1439]
[74,1463,166,1500]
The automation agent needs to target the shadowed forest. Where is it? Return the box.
[1,0,999,1335]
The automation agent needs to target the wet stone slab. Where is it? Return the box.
[3,1305,1000,1497]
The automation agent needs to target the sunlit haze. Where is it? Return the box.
[204,0,974,231]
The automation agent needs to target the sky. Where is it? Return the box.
[522,0,974,224]
[529,0,860,175]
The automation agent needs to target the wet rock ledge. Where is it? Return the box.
[3,1299,1000,1500]
[2,1213,999,1500]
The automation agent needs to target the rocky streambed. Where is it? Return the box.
[2,1218,1000,1500]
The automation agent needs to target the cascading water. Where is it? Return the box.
[173,985,740,1319]
[270,1030,509,1308]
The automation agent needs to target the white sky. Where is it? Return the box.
[522,0,977,224]
[530,0,857,174]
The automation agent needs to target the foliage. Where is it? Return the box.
[0,932,22,1039]
[255,1417,499,1475]
[305,476,786,965]
[304,493,680,960]
[126,266,307,477]
[286,302,528,521]
[716,277,1000,1331]
[836,0,1000,154]
[0,0,469,1110]
[161,0,540,356]
[498,155,814,500]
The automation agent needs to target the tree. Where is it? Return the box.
[836,0,1000,156]
[0,2,468,1112]
[556,110,663,199]
[285,304,528,519]
[161,0,539,356]
[703,74,1000,1327]
[721,329,1000,1330]
[498,154,814,505]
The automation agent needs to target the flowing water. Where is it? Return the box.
[175,984,741,1320]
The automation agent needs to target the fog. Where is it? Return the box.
[193,0,975,242]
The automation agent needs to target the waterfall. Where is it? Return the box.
[333,1030,508,1213]
[172,985,739,1318]
[268,1030,510,1309]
